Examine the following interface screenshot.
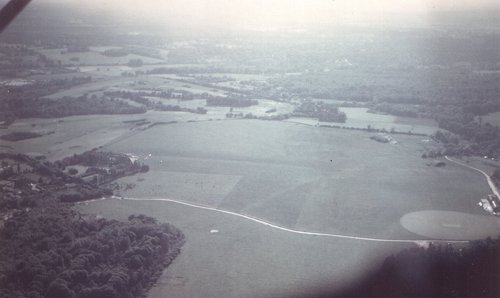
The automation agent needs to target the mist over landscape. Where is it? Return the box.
[0,1,499,297]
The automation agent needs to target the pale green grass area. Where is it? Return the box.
[115,170,242,206]
[285,117,319,126]
[0,112,224,160]
[336,107,438,135]
[105,120,492,238]
[1,115,134,160]
[401,210,500,240]
[74,120,499,298]
[75,199,414,298]
[286,108,438,135]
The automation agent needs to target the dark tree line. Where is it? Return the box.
[293,100,347,123]
[370,95,500,158]
[434,116,500,158]
[104,91,207,114]
[0,207,184,298]
[6,95,146,119]
[206,98,258,107]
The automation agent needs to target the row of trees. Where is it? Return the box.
[103,91,207,114]
[206,98,258,107]
[293,100,347,123]
[8,95,146,119]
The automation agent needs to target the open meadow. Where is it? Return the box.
[103,120,495,238]
[0,111,222,161]
[75,119,500,298]
[338,107,437,135]
[76,198,415,298]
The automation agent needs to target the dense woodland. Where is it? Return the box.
[0,207,184,298]
[293,100,347,123]
[0,78,146,125]
[0,45,60,77]
[358,72,500,157]
[0,153,184,298]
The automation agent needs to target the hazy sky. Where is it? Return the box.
[92,0,500,28]
[5,0,500,29]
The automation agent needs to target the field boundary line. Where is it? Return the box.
[92,196,469,245]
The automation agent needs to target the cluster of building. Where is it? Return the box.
[479,194,500,216]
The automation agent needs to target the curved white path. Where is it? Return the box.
[445,156,500,198]
[81,196,469,245]
[77,156,500,245]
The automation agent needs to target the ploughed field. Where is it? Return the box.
[76,119,500,298]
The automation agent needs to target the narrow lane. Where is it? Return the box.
[445,155,500,198]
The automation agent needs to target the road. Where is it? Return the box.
[445,155,500,198]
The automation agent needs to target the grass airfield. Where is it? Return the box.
[75,119,500,297]
[103,120,492,237]
[76,198,415,298]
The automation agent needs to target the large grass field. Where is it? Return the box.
[338,107,438,135]
[0,111,219,161]
[74,119,499,298]
[104,120,490,237]
[288,107,438,135]
[76,198,414,298]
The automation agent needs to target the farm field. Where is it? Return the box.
[337,107,438,135]
[75,120,500,298]
[0,111,225,161]
[0,114,137,160]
